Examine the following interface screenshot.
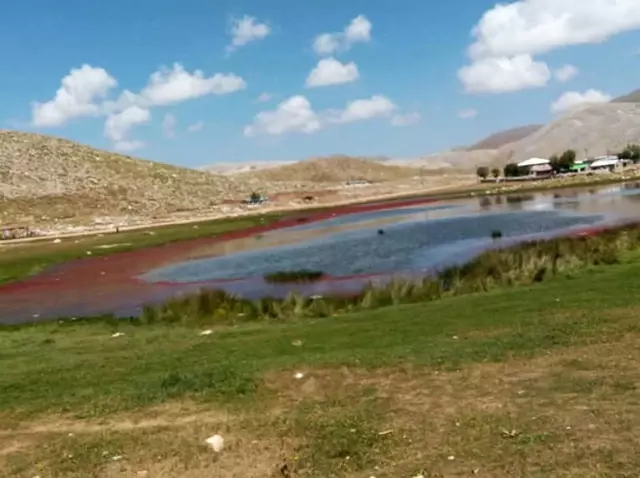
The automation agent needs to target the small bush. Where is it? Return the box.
[264,269,325,283]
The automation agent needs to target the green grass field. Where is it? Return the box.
[3,253,640,476]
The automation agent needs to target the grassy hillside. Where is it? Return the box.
[0,131,249,224]
[238,155,420,183]
[3,250,640,475]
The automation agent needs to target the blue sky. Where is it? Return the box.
[2,0,640,167]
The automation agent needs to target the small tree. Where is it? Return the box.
[503,163,520,177]
[249,191,261,203]
[476,166,489,179]
[618,149,632,160]
[629,144,640,162]
[491,167,500,178]
[560,149,577,165]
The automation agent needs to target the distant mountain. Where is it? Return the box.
[466,125,544,151]
[235,155,420,183]
[611,89,640,103]
[499,102,640,161]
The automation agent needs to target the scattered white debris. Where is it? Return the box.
[199,329,214,336]
[294,372,305,380]
[447,455,455,461]
[86,251,92,255]
[472,468,480,475]
[310,295,323,300]
[53,238,61,243]
[377,429,393,436]
[111,455,123,461]
[68,433,74,437]
[452,335,459,340]
[32,313,40,318]
[205,434,224,453]
[413,474,425,478]
[111,332,125,338]
[291,339,303,347]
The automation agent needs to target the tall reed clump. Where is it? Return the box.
[139,223,640,326]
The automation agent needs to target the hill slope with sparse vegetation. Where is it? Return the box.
[0,130,249,225]
[237,155,420,183]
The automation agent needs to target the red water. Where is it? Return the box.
[0,197,439,323]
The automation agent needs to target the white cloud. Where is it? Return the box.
[328,95,396,124]
[227,15,270,52]
[458,54,550,93]
[162,113,177,138]
[113,140,146,152]
[187,121,204,133]
[245,94,406,137]
[139,63,246,106]
[244,95,322,137]
[31,65,117,127]
[104,105,150,151]
[551,89,612,113]
[468,0,640,60]
[460,0,640,94]
[345,15,372,43]
[458,108,478,119]
[391,112,421,127]
[313,15,372,56]
[554,64,579,83]
[257,92,272,102]
[306,57,359,88]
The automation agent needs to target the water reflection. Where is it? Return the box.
[142,184,640,290]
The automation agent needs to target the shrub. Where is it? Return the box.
[264,270,325,283]
[476,166,489,179]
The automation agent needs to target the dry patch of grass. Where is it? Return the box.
[6,334,640,477]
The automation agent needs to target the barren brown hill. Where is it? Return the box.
[612,89,640,103]
[0,130,248,225]
[237,155,420,183]
[466,124,543,150]
[498,102,640,162]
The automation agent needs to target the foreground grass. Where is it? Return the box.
[0,214,282,284]
[3,258,640,476]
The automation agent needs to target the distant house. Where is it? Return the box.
[589,156,624,171]
[517,158,552,176]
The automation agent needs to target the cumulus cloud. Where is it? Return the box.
[458,108,478,119]
[328,95,397,124]
[306,57,359,87]
[31,65,117,127]
[31,63,246,149]
[245,94,402,137]
[162,113,177,138]
[104,105,151,151]
[550,89,612,113]
[459,0,640,94]
[227,15,270,52]
[139,63,246,106]
[244,95,322,137]
[391,112,421,127]
[554,64,579,83]
[458,54,550,93]
[313,15,372,56]
[187,121,204,133]
[257,92,272,102]
[469,0,640,60]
